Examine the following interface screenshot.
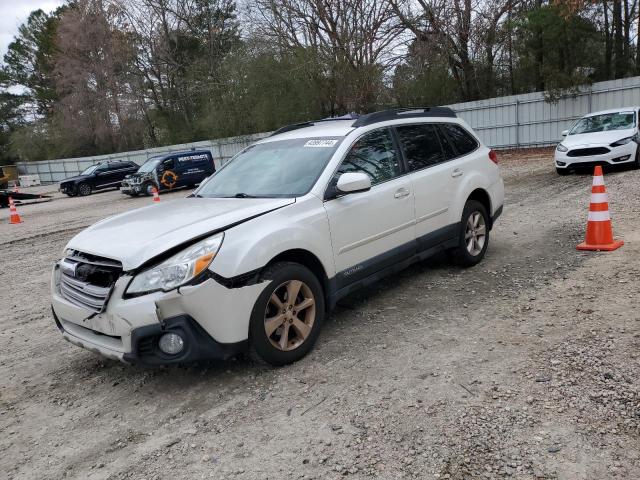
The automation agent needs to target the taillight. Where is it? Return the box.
[488,149,498,164]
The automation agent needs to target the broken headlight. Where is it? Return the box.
[126,233,224,295]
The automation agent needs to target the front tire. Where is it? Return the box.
[77,183,91,196]
[142,182,157,196]
[249,262,324,366]
[450,200,489,268]
[556,167,570,176]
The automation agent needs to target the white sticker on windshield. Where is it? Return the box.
[304,139,338,148]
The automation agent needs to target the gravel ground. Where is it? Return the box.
[1,150,639,480]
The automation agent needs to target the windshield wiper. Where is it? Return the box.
[228,193,258,198]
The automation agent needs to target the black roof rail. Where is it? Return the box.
[270,113,360,137]
[270,122,314,137]
[351,107,456,128]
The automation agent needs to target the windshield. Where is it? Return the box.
[81,165,99,175]
[570,112,636,135]
[196,138,342,198]
[138,157,162,173]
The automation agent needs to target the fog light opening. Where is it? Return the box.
[158,333,184,355]
[612,155,630,163]
[556,161,566,166]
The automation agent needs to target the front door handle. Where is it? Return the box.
[394,188,410,199]
[452,168,463,178]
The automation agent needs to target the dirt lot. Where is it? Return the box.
[1,150,639,480]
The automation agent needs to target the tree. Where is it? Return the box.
[116,0,240,144]
[514,3,602,98]
[389,0,519,102]
[252,0,402,114]
[53,0,145,156]
[1,8,64,117]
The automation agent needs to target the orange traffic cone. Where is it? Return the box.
[152,187,160,202]
[8,196,23,224]
[576,166,623,251]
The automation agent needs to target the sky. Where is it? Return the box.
[0,0,64,62]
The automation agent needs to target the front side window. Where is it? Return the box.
[138,157,162,173]
[396,124,444,171]
[336,129,401,185]
[569,112,636,135]
[196,138,341,198]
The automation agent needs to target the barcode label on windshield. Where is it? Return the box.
[304,139,338,148]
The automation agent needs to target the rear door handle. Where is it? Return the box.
[394,188,410,199]
[452,168,463,178]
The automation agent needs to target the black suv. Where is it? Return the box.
[59,161,139,196]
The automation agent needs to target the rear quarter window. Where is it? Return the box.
[439,123,479,156]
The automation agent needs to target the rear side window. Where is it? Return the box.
[395,124,444,171]
[439,123,478,156]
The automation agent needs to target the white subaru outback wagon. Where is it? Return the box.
[51,108,504,366]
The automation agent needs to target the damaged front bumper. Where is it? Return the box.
[51,264,266,365]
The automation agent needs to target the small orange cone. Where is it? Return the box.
[576,166,623,251]
[152,187,160,202]
[8,196,23,224]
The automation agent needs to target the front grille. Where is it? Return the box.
[59,251,122,313]
[567,147,610,157]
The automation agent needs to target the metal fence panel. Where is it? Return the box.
[448,76,640,149]
[16,76,640,183]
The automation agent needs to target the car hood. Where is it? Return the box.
[61,175,91,184]
[66,197,295,270]
[562,128,636,147]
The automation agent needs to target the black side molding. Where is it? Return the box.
[491,205,503,228]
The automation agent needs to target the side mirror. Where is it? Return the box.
[336,172,371,194]
[561,130,568,137]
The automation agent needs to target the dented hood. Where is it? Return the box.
[66,197,295,270]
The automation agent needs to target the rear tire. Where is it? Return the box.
[556,167,570,176]
[450,200,489,268]
[249,262,324,366]
[77,183,91,196]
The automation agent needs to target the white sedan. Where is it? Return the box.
[554,107,640,175]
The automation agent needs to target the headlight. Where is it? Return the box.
[556,144,568,152]
[610,136,636,147]
[127,233,224,294]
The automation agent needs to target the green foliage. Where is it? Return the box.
[392,45,462,107]
[514,4,603,101]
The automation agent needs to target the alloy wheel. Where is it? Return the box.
[465,211,486,256]
[264,280,316,352]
